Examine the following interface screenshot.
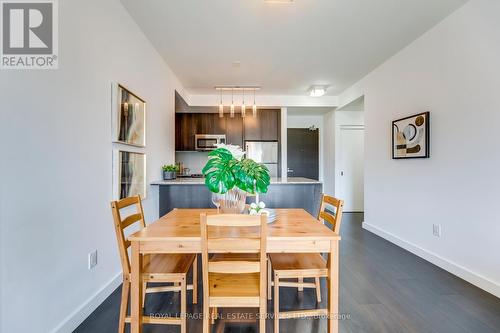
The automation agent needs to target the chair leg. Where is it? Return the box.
[211,307,217,324]
[203,304,210,333]
[315,277,322,303]
[142,282,147,308]
[181,276,187,333]
[118,280,130,333]
[267,259,272,300]
[274,273,279,333]
[193,255,198,304]
[298,277,304,291]
[260,303,266,333]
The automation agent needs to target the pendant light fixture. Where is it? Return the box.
[230,88,235,118]
[218,89,224,118]
[215,86,260,118]
[241,89,246,118]
[252,88,257,117]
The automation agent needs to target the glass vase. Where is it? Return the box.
[219,188,247,214]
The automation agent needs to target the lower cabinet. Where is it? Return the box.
[158,183,322,217]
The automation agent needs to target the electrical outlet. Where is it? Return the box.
[432,224,441,238]
[88,250,98,270]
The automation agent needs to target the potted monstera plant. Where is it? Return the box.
[202,144,270,213]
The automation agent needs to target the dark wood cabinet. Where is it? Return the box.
[175,113,198,151]
[175,110,280,151]
[198,113,226,135]
[225,116,244,147]
[243,109,280,141]
[175,113,229,151]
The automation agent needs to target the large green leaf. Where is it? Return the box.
[203,148,237,193]
[234,159,270,194]
[202,148,271,194]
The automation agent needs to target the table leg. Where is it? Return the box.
[328,240,339,333]
[131,241,143,333]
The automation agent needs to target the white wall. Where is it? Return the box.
[280,108,288,180]
[175,151,210,174]
[340,0,500,296]
[287,114,325,181]
[323,111,336,195]
[0,0,185,331]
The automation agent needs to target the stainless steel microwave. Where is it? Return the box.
[195,134,226,151]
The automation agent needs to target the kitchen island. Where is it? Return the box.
[151,177,323,217]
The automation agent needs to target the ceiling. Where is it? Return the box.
[287,107,335,116]
[121,0,467,96]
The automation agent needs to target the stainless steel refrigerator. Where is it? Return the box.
[245,141,279,177]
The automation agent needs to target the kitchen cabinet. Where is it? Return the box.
[225,116,244,147]
[198,113,226,134]
[175,113,198,151]
[176,113,227,150]
[175,109,280,151]
[155,180,322,217]
[244,109,280,141]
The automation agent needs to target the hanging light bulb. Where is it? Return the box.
[218,89,224,118]
[230,88,235,118]
[252,89,257,117]
[241,89,246,117]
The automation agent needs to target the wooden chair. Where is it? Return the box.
[111,195,198,333]
[200,213,267,333]
[268,194,344,333]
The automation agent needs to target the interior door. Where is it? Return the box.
[338,127,364,212]
[287,128,319,180]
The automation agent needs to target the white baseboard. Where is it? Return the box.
[362,222,500,298]
[50,272,122,333]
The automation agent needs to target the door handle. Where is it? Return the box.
[341,171,344,176]
[287,168,294,173]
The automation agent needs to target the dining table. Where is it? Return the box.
[128,208,341,333]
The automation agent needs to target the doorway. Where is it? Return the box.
[337,126,364,212]
[287,128,319,180]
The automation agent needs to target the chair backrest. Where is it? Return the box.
[317,194,344,234]
[200,213,267,275]
[110,195,146,276]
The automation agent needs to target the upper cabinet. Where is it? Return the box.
[225,116,244,147]
[243,109,280,141]
[175,113,228,151]
[199,113,226,135]
[175,113,197,151]
[175,109,280,151]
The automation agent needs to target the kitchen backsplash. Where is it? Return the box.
[175,151,210,174]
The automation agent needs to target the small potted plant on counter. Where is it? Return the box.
[162,164,179,180]
[202,144,270,213]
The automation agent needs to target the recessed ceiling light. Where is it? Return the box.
[309,86,326,97]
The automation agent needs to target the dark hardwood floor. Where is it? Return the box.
[75,213,500,333]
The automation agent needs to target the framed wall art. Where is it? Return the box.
[112,83,146,147]
[113,150,147,199]
[392,112,430,159]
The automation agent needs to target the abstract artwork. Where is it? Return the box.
[392,112,430,159]
[113,150,146,199]
[112,83,146,147]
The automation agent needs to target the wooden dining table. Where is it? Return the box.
[128,208,341,333]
